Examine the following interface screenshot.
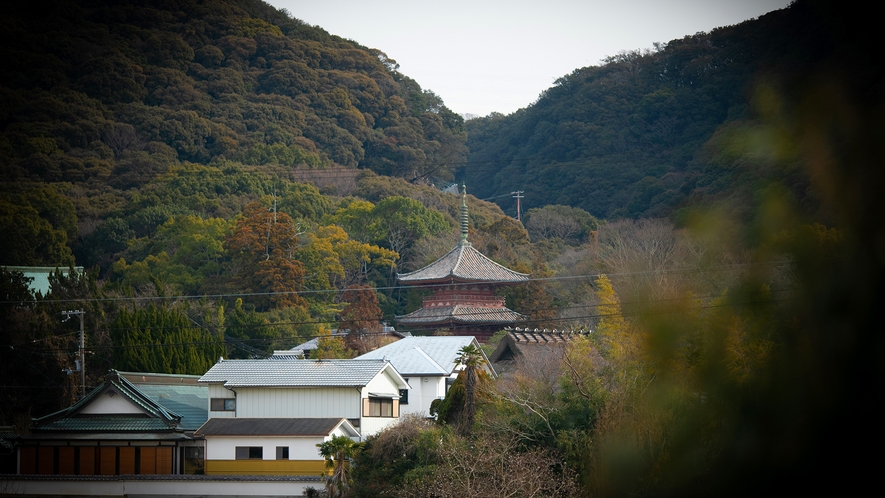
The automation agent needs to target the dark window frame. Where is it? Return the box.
[235,446,263,460]
[276,446,289,460]
[210,398,236,411]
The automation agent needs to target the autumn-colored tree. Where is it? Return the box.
[226,201,305,310]
[339,285,384,355]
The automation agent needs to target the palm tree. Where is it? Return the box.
[317,434,363,498]
[455,343,485,436]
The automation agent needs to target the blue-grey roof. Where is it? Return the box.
[355,336,478,376]
[134,384,208,431]
[199,359,399,388]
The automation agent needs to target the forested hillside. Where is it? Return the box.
[0,0,488,424]
[2,0,883,494]
[1,0,467,263]
[464,1,837,222]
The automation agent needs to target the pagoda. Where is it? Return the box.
[395,185,529,341]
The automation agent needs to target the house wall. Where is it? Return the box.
[400,375,447,417]
[203,436,327,476]
[360,368,406,435]
[19,443,176,476]
[207,384,237,418]
[234,387,360,418]
[79,392,144,414]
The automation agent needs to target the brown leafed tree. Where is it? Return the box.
[226,201,306,310]
[339,285,384,354]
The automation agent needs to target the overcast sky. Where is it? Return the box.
[265,0,792,117]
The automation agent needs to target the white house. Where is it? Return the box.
[354,336,495,417]
[195,417,359,476]
[198,358,409,439]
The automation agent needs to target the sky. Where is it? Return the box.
[265,0,793,117]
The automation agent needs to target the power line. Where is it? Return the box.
[0,260,789,306]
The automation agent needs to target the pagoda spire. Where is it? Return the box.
[460,183,470,245]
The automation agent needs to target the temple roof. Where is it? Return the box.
[396,304,526,326]
[397,243,529,285]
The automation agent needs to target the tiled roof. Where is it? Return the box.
[34,416,176,432]
[355,336,477,376]
[396,305,526,326]
[397,243,529,284]
[196,418,354,437]
[198,359,391,388]
[33,371,181,429]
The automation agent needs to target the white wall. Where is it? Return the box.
[79,391,145,414]
[359,371,404,436]
[400,375,447,417]
[204,436,324,461]
[235,387,360,418]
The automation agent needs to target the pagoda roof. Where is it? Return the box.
[396,304,526,327]
[397,242,529,285]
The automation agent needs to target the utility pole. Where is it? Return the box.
[511,191,524,222]
[62,310,85,400]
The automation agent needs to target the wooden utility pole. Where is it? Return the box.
[62,310,86,400]
[511,191,524,221]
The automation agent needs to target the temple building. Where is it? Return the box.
[395,185,529,341]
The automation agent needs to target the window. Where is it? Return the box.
[399,388,409,405]
[369,398,393,417]
[210,398,236,411]
[276,447,289,460]
[235,447,263,460]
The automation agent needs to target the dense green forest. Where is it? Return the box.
[2,0,883,495]
[464,1,841,223]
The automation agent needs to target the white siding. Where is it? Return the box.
[207,384,237,418]
[235,387,360,418]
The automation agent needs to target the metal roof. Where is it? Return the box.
[396,305,526,326]
[195,418,358,437]
[198,358,398,388]
[134,384,208,431]
[397,243,529,284]
[355,336,479,376]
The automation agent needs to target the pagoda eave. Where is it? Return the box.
[395,305,527,327]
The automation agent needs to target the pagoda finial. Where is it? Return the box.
[460,183,470,245]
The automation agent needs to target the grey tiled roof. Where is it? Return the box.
[397,243,529,284]
[199,359,390,388]
[355,336,477,376]
[196,418,351,437]
[396,305,526,326]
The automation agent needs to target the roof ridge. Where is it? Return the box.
[412,346,450,375]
